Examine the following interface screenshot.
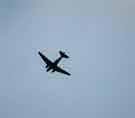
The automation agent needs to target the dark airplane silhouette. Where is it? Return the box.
[38,51,71,76]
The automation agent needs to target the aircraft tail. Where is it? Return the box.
[59,51,69,58]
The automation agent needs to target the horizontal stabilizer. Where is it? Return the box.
[59,51,69,58]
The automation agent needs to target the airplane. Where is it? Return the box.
[38,51,71,76]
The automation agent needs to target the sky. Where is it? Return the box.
[0,0,135,118]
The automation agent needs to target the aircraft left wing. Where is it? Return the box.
[55,66,71,76]
[38,51,53,65]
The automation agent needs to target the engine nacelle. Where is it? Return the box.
[51,69,55,72]
[47,67,51,72]
[46,65,49,68]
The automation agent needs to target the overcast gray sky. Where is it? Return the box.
[0,0,135,118]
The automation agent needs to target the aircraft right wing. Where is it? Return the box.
[55,66,71,76]
[38,51,53,65]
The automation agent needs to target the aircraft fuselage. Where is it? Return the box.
[38,51,71,76]
[46,56,63,72]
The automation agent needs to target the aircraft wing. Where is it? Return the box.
[38,51,53,65]
[55,66,71,76]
